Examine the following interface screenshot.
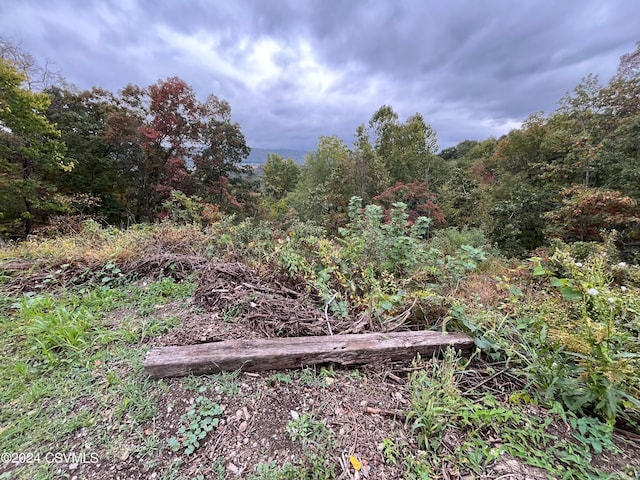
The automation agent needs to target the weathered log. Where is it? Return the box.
[144,330,474,378]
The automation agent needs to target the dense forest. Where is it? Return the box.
[1,39,639,260]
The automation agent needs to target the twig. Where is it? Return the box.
[382,297,417,331]
[613,426,640,446]
[463,368,508,394]
[364,405,406,422]
[339,453,352,479]
[324,292,338,336]
[385,372,404,384]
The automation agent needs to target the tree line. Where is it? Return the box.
[1,38,639,259]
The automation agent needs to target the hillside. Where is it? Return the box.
[1,219,639,479]
[245,148,308,165]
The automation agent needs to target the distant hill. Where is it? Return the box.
[245,147,308,165]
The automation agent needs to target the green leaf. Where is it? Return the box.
[560,285,582,301]
[533,265,546,276]
[474,337,492,350]
[167,437,181,452]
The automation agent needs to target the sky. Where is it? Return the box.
[1,0,639,152]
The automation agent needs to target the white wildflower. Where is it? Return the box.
[575,262,583,268]
[607,297,615,304]
[621,286,627,292]
[618,262,628,268]
[587,288,599,296]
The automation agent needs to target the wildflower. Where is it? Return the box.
[607,297,615,304]
[575,262,583,267]
[618,262,627,268]
[587,288,599,296]
[621,286,627,292]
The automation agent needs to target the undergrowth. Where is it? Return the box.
[1,202,639,479]
[404,349,622,479]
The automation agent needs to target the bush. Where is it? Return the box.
[429,226,490,257]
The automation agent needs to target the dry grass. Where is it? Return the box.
[0,221,209,269]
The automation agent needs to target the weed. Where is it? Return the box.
[222,304,241,322]
[404,350,619,478]
[168,395,223,455]
[114,377,158,426]
[212,368,241,395]
[210,460,226,480]
[407,349,465,449]
[266,372,293,386]
[381,437,401,465]
[531,246,640,425]
[298,367,328,388]
[286,412,334,449]
[247,461,305,480]
[246,412,338,479]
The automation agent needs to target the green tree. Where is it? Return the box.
[368,105,440,185]
[0,59,68,235]
[348,124,388,202]
[45,87,132,221]
[289,135,351,227]
[439,140,479,161]
[262,153,301,199]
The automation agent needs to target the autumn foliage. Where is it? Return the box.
[373,181,445,224]
[544,186,640,242]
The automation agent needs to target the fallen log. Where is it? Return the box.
[144,330,474,378]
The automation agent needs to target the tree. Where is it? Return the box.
[439,140,479,161]
[44,87,133,221]
[368,105,439,185]
[0,37,62,91]
[262,153,301,200]
[544,186,639,243]
[289,135,351,229]
[105,78,250,221]
[192,93,251,211]
[373,181,445,226]
[349,124,388,201]
[0,59,68,235]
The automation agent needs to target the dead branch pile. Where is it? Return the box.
[194,262,354,337]
[123,253,208,280]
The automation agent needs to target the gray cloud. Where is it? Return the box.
[1,0,638,150]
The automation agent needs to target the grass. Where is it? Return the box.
[0,276,195,479]
[404,349,623,479]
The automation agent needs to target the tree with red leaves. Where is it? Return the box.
[373,181,445,225]
[544,186,640,242]
[108,77,249,220]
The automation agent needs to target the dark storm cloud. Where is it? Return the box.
[1,0,639,150]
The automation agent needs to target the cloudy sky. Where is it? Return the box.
[2,1,639,151]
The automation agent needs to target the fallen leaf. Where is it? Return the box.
[349,454,362,471]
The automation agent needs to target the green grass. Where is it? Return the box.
[0,277,194,479]
[404,349,621,479]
